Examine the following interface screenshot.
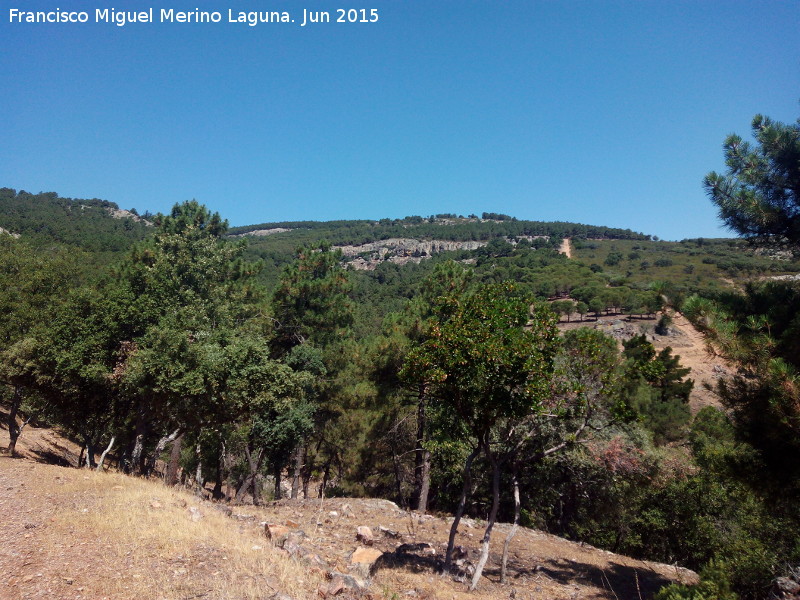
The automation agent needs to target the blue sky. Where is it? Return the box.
[2,1,798,240]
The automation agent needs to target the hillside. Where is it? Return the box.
[0,188,150,253]
[0,421,697,600]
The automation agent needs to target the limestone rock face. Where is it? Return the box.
[336,238,488,270]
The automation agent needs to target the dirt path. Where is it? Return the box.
[559,237,573,258]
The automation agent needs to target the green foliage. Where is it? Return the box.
[655,560,737,600]
[270,241,353,355]
[0,188,150,254]
[622,336,693,444]
[402,283,559,437]
[704,112,800,250]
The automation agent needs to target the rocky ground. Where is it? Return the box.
[1,419,697,600]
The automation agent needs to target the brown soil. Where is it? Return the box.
[560,238,573,259]
[1,416,697,600]
[558,311,730,413]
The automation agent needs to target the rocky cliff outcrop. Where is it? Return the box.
[337,238,487,270]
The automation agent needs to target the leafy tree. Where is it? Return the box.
[270,241,353,355]
[401,282,559,588]
[0,236,82,455]
[704,112,800,250]
[269,242,353,497]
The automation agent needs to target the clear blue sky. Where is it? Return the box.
[2,1,799,240]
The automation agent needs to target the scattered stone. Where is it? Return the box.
[379,526,400,538]
[322,571,366,597]
[286,519,300,528]
[187,506,203,522]
[150,501,162,509]
[348,547,384,578]
[356,526,373,545]
[265,524,290,547]
[328,511,339,518]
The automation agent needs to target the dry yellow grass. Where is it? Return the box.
[2,418,698,600]
[0,461,325,600]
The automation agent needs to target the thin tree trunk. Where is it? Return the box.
[6,386,23,457]
[390,437,404,506]
[291,443,303,499]
[165,434,184,486]
[470,448,501,591]
[444,446,480,573]
[145,428,181,477]
[500,469,521,584]
[413,385,432,513]
[96,436,116,472]
[319,460,331,498]
[82,435,97,469]
[211,438,225,500]
[274,464,282,500]
[236,444,265,505]
[301,447,311,499]
[194,442,205,496]
[130,410,149,474]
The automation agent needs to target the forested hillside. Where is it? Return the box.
[0,188,150,252]
[2,109,799,600]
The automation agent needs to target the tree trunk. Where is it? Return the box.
[194,442,205,496]
[302,445,313,498]
[165,434,184,486]
[130,410,149,474]
[274,463,282,500]
[145,428,181,477]
[390,437,404,506]
[6,386,23,457]
[82,435,97,469]
[444,445,481,573]
[470,448,501,591]
[236,444,265,505]
[500,469,521,584]
[319,459,331,498]
[413,385,432,513]
[96,436,116,472]
[212,438,225,500]
[291,443,303,499]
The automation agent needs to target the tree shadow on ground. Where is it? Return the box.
[487,556,678,600]
[374,543,443,575]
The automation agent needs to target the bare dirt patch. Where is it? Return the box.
[558,312,730,413]
[559,238,573,259]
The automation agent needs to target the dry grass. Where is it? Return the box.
[2,414,698,600]
[1,461,325,599]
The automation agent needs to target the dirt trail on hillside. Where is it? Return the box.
[560,238,573,258]
[657,313,731,412]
